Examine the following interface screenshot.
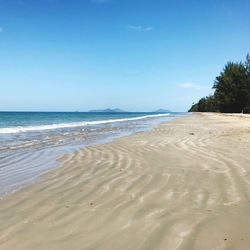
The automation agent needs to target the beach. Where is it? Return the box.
[1,112,250,249]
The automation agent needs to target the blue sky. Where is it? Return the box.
[0,0,249,112]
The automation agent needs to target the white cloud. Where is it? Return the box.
[180,83,210,90]
[0,27,2,32]
[127,25,153,32]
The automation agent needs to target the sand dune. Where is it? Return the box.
[1,113,250,250]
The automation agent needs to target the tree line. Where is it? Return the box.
[189,54,250,113]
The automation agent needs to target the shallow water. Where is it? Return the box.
[0,112,185,194]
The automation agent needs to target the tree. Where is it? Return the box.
[188,102,199,112]
[213,62,249,113]
[188,95,217,112]
[245,53,250,76]
[203,95,217,112]
[189,53,250,113]
[244,53,250,112]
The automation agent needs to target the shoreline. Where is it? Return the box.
[1,113,250,249]
[0,113,179,195]
[0,115,180,196]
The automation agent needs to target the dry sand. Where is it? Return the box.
[1,113,250,250]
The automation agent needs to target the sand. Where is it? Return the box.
[1,113,250,250]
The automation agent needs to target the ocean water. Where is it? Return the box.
[0,112,184,194]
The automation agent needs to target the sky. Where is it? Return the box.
[0,0,249,112]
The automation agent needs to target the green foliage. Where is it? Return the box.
[189,53,250,113]
[188,103,199,112]
[245,53,250,76]
[188,95,217,112]
[213,62,248,113]
[243,107,250,114]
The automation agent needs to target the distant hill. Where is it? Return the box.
[88,108,126,113]
[153,109,171,113]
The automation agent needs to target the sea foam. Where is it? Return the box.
[0,113,169,134]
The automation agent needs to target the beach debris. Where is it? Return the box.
[90,202,93,206]
[65,205,69,208]
[224,238,227,241]
[79,189,83,192]
[189,133,195,135]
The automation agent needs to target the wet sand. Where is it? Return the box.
[1,113,250,250]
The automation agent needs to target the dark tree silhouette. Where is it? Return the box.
[213,62,248,113]
[189,54,250,113]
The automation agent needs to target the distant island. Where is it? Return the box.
[88,108,171,113]
[153,109,171,113]
[88,108,126,113]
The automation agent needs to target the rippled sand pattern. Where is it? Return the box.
[1,113,250,250]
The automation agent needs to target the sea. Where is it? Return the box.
[0,111,185,194]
